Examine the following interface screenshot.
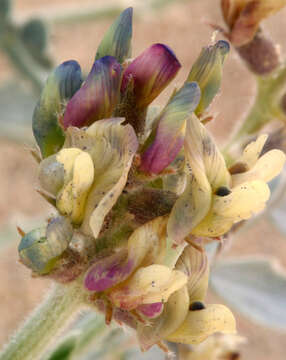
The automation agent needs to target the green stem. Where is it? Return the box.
[0,28,46,93]
[0,282,85,360]
[225,63,286,157]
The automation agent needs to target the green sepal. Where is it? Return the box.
[18,227,58,275]
[18,216,73,275]
[47,335,77,360]
[95,7,133,63]
[32,60,82,158]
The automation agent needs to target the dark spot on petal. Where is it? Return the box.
[216,186,231,196]
[229,161,248,175]
[189,301,206,311]
[229,352,240,360]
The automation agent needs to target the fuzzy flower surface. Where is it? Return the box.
[18,6,285,353]
[221,0,286,46]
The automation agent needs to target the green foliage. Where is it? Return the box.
[20,19,48,53]
[20,19,52,69]
[47,335,77,360]
[0,0,11,22]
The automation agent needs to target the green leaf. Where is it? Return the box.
[211,257,286,330]
[47,334,77,360]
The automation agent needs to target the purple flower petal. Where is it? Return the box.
[84,250,134,292]
[121,43,181,108]
[62,56,122,129]
[140,82,201,174]
[137,302,164,318]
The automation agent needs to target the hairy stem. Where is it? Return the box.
[0,282,85,360]
[225,63,286,158]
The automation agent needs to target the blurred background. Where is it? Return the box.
[1,0,286,359]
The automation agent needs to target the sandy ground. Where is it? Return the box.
[1,0,286,359]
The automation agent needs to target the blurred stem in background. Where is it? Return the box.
[224,62,286,163]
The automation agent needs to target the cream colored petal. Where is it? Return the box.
[191,212,234,238]
[137,286,190,351]
[232,149,286,187]
[168,115,227,244]
[176,246,209,301]
[166,304,236,344]
[213,180,270,221]
[191,180,271,237]
[186,115,231,191]
[179,333,245,360]
[168,174,212,245]
[38,148,82,196]
[56,148,83,180]
[57,181,73,216]
[238,134,268,169]
[70,151,94,223]
[110,264,187,310]
[78,118,138,237]
[55,150,94,223]
[127,216,168,268]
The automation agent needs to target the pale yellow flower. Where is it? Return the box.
[168,115,285,241]
[38,118,138,235]
[137,246,236,350]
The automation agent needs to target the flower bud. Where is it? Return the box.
[62,56,122,129]
[221,0,286,47]
[121,43,181,108]
[187,40,229,116]
[140,82,201,174]
[95,7,133,63]
[236,30,280,75]
[18,216,73,274]
[32,60,83,158]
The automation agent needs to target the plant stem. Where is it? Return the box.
[0,282,85,360]
[0,27,46,93]
[224,63,286,158]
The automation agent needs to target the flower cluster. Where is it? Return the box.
[18,7,285,352]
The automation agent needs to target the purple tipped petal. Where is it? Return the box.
[33,60,83,157]
[140,82,201,174]
[137,302,164,318]
[121,43,181,108]
[62,56,122,129]
[84,250,134,292]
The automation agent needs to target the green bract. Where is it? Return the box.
[18,216,73,274]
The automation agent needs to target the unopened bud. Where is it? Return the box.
[236,30,280,75]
